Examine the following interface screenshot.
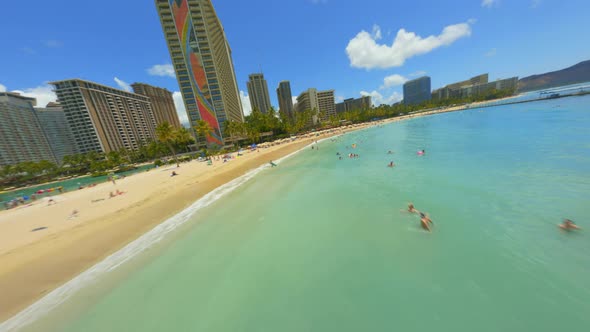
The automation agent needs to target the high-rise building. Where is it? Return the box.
[34,102,77,164]
[432,74,489,100]
[0,92,56,165]
[51,79,158,154]
[132,83,181,128]
[296,88,318,114]
[317,90,336,120]
[155,0,244,145]
[276,81,294,121]
[296,88,336,124]
[335,96,372,113]
[247,73,271,114]
[454,77,518,99]
[403,76,431,105]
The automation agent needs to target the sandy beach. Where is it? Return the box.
[0,130,348,321]
[0,106,475,322]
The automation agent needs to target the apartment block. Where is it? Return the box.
[132,83,181,128]
[51,79,157,154]
[403,76,431,105]
[336,96,372,113]
[276,80,294,121]
[155,0,244,145]
[34,102,77,163]
[0,93,56,165]
[247,73,271,113]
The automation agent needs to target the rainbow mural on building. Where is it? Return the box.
[169,0,222,145]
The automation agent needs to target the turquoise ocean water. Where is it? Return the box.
[12,96,590,332]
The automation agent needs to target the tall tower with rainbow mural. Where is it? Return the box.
[155,0,244,146]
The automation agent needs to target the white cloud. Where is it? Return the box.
[336,95,345,103]
[485,48,497,57]
[147,64,175,78]
[372,24,382,40]
[409,70,427,77]
[44,40,63,48]
[11,84,57,107]
[114,77,131,92]
[481,0,497,8]
[0,83,6,92]
[360,90,402,106]
[240,90,252,116]
[172,91,189,127]
[346,20,473,69]
[381,74,408,89]
[292,96,298,106]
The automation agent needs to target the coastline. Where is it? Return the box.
[0,103,479,324]
[0,130,347,323]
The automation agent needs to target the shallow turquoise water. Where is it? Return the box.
[25,96,590,331]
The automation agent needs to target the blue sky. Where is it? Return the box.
[1,0,589,123]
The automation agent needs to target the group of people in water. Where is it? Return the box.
[407,203,434,231]
[406,202,580,233]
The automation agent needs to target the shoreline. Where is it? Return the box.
[0,128,353,323]
[0,101,505,324]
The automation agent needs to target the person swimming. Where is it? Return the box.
[387,161,395,167]
[408,203,417,213]
[559,219,581,231]
[419,212,433,231]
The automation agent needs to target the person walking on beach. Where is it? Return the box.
[270,160,277,167]
[68,209,79,220]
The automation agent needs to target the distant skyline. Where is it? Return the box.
[1,0,589,125]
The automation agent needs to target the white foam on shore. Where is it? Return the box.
[0,143,312,332]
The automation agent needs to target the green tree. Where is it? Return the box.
[224,120,246,143]
[174,127,195,152]
[107,150,123,168]
[194,120,213,146]
[156,122,180,166]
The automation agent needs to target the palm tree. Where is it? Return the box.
[194,120,213,146]
[156,122,179,166]
[174,127,194,152]
[224,120,246,143]
[107,150,123,168]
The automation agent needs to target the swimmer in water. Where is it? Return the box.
[559,219,581,231]
[419,212,433,231]
[408,203,417,213]
[387,161,395,168]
